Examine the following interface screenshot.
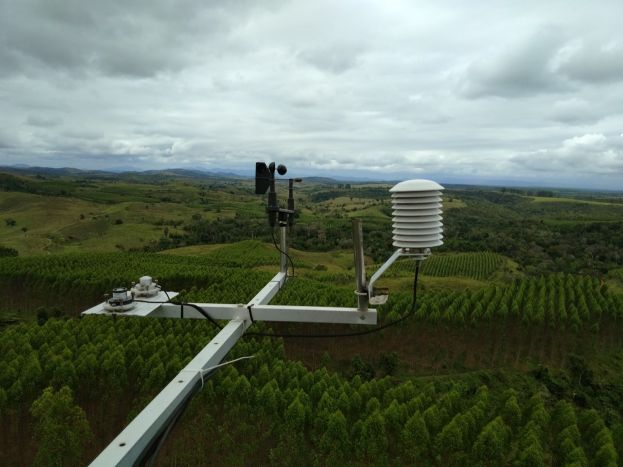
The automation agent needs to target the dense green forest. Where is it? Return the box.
[0,169,622,465]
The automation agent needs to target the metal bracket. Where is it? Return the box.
[367,247,430,300]
[368,249,403,300]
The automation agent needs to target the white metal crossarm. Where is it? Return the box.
[86,223,380,465]
[249,271,287,305]
[82,272,377,325]
[88,273,376,466]
[151,303,377,325]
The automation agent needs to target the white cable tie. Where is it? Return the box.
[183,355,255,389]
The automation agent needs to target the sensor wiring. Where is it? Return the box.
[271,228,295,277]
[155,283,171,301]
[191,355,256,388]
[131,298,223,330]
[245,260,421,339]
[133,263,420,340]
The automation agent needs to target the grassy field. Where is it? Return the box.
[0,192,201,254]
[531,195,623,206]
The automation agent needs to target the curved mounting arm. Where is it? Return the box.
[368,249,404,299]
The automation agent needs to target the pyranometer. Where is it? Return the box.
[103,287,135,312]
[131,275,159,298]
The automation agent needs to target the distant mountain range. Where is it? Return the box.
[1,164,621,193]
[0,164,243,179]
[0,164,362,185]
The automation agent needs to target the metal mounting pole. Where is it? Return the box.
[352,219,368,312]
[280,224,288,275]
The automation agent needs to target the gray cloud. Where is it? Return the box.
[298,43,365,74]
[1,0,623,189]
[459,27,570,98]
[26,115,62,127]
[557,40,623,83]
[548,98,601,124]
[511,133,623,175]
[0,0,276,77]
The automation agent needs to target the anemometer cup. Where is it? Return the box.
[255,162,289,195]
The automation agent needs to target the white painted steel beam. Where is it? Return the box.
[251,304,376,325]
[89,319,246,467]
[247,271,286,305]
[149,303,243,320]
[153,303,377,325]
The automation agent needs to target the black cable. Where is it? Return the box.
[132,299,223,331]
[246,305,255,323]
[155,284,171,301]
[271,228,295,277]
[177,302,223,330]
[140,284,223,331]
[131,261,420,340]
[245,260,421,339]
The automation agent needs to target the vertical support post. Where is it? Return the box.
[287,179,295,228]
[280,225,288,275]
[352,219,368,312]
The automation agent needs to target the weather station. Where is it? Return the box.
[81,162,445,466]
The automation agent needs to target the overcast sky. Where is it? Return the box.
[1,0,622,189]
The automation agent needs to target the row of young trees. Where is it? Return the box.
[0,315,621,465]
[402,273,622,330]
[2,250,619,329]
[419,252,503,280]
[245,272,622,332]
[0,251,278,313]
[0,251,622,464]
[0,249,279,285]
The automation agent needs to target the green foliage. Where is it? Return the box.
[595,443,618,467]
[502,394,522,430]
[30,386,92,467]
[473,416,510,465]
[515,443,545,467]
[0,251,274,313]
[402,411,430,461]
[378,351,399,375]
[0,312,621,465]
[404,272,621,329]
[421,252,504,279]
[0,246,17,257]
[351,355,375,381]
[358,411,388,462]
[444,188,623,275]
[318,410,349,464]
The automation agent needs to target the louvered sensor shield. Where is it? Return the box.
[390,179,444,255]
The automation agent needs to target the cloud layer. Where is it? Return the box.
[1,0,622,189]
